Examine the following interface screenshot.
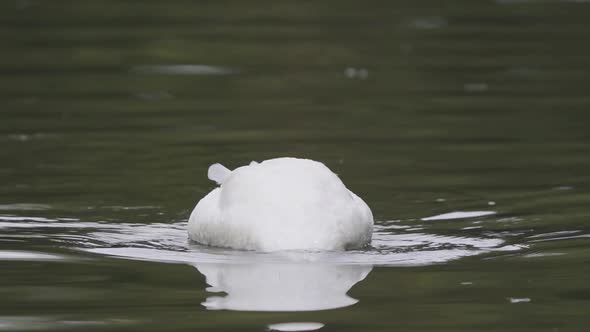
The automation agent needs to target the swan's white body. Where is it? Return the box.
[188,157,373,251]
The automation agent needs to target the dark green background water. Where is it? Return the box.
[1,1,589,331]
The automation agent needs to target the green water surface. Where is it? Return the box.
[1,1,589,331]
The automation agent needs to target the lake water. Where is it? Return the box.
[1,1,589,331]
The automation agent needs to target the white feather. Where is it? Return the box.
[190,157,373,251]
[207,163,231,185]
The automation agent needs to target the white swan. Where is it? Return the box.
[188,157,373,251]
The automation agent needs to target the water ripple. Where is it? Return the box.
[0,214,523,266]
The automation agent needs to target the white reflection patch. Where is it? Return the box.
[421,211,496,221]
[268,322,324,331]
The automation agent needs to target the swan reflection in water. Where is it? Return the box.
[193,261,372,311]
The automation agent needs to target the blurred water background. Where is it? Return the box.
[1,1,589,331]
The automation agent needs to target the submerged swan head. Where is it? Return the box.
[188,157,373,251]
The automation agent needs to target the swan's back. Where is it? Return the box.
[188,158,373,251]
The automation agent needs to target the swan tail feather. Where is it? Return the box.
[208,163,231,185]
